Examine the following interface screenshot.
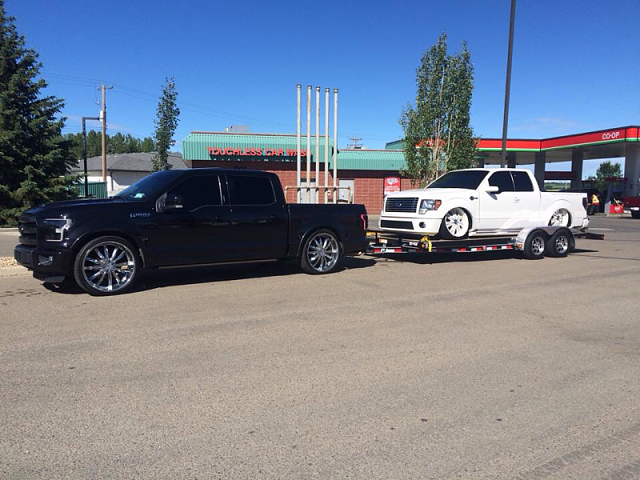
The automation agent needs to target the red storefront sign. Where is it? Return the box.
[384,176,401,196]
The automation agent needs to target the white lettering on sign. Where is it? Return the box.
[602,131,621,140]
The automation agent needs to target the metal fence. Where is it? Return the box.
[72,182,108,199]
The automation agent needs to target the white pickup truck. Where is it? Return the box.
[379,168,589,239]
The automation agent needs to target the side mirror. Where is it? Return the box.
[161,193,184,212]
[486,186,500,194]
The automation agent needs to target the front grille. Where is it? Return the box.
[385,197,418,213]
[18,214,38,246]
[380,220,414,230]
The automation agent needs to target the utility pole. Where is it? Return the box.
[82,116,100,197]
[500,0,517,168]
[99,83,114,181]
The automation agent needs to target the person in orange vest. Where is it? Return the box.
[588,193,600,215]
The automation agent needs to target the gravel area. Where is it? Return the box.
[0,257,18,268]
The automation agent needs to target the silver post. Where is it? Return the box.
[333,88,338,203]
[324,87,330,203]
[296,84,301,203]
[315,87,320,203]
[306,85,311,203]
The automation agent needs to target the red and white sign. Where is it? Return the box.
[384,176,401,196]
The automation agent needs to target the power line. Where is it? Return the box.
[44,72,293,131]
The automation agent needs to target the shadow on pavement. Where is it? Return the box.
[43,256,377,295]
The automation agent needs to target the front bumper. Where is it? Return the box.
[14,244,75,280]
[378,215,442,235]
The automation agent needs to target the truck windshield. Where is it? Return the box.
[114,170,182,201]
[427,171,489,190]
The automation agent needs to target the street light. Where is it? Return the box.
[500,0,517,168]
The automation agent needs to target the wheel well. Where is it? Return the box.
[73,231,147,267]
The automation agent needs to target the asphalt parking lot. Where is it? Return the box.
[1,216,639,479]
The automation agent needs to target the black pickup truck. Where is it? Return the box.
[14,169,368,295]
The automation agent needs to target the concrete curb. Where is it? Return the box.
[0,228,19,233]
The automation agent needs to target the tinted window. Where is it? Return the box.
[512,171,534,192]
[427,171,489,189]
[231,175,275,205]
[489,171,515,192]
[167,175,221,211]
[114,170,182,201]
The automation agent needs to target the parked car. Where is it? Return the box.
[379,168,588,239]
[14,169,368,295]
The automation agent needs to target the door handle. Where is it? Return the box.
[514,197,520,203]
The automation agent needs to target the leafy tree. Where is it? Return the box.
[0,0,76,225]
[596,160,622,181]
[400,33,477,186]
[152,77,180,171]
[593,160,623,193]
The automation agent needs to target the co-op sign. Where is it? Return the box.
[205,146,332,163]
[602,131,622,140]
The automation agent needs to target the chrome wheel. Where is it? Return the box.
[531,236,545,256]
[444,208,469,238]
[81,241,136,293]
[555,235,569,254]
[306,232,339,273]
[549,208,570,227]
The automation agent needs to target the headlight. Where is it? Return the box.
[419,199,441,214]
[42,218,73,242]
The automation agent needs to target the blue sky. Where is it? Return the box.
[7,0,640,177]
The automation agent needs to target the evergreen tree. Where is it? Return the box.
[140,136,155,152]
[0,0,76,225]
[152,77,180,171]
[400,33,477,186]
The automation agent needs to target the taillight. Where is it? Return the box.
[360,213,368,231]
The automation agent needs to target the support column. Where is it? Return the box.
[477,157,485,168]
[534,152,546,190]
[571,150,583,190]
[507,152,516,168]
[624,144,640,197]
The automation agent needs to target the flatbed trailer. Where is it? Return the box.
[366,226,604,260]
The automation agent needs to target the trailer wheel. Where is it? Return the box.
[632,211,640,219]
[546,229,571,258]
[523,230,546,260]
[300,229,341,274]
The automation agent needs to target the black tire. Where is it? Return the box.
[546,229,571,258]
[632,211,640,219]
[300,229,341,274]
[523,230,547,260]
[438,208,471,240]
[73,235,140,296]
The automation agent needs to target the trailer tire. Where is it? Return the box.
[523,230,547,260]
[632,211,640,219]
[546,229,571,258]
